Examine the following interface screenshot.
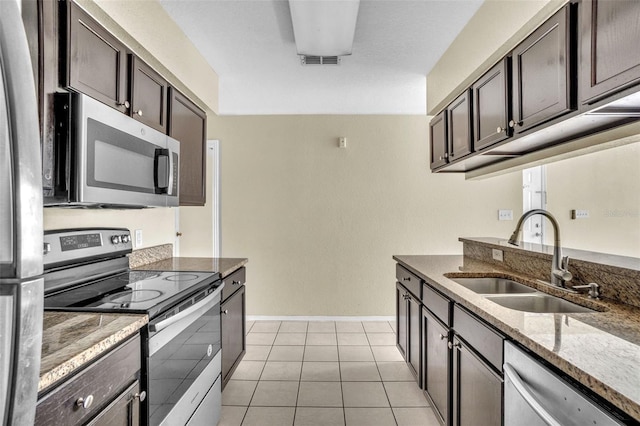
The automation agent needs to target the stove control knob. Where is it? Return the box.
[121,235,130,243]
[111,235,121,244]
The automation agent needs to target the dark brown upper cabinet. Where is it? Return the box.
[580,0,640,105]
[447,90,473,161]
[168,88,207,206]
[64,1,128,113]
[512,4,575,134]
[130,55,168,133]
[429,111,447,170]
[472,58,511,151]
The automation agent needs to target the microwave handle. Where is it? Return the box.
[154,148,169,193]
[167,150,176,196]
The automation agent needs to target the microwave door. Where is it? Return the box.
[75,94,178,207]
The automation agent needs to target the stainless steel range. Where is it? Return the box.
[43,228,223,426]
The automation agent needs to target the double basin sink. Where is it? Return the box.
[449,277,597,313]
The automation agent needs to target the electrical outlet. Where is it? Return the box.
[571,209,589,219]
[338,137,347,148]
[498,209,513,221]
[492,249,504,262]
[135,229,143,247]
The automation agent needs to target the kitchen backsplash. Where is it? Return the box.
[460,237,640,308]
[128,244,173,268]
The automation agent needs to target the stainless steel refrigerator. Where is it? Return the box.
[0,1,45,425]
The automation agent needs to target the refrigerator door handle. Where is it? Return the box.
[0,0,44,278]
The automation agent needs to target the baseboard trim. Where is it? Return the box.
[246,315,395,322]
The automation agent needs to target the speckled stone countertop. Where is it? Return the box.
[393,254,640,422]
[39,312,148,393]
[132,257,248,278]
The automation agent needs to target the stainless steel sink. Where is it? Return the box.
[485,294,596,313]
[450,277,538,294]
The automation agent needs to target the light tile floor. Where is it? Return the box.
[220,320,440,426]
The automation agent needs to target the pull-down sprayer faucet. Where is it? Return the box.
[508,209,572,287]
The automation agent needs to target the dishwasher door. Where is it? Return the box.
[503,341,625,426]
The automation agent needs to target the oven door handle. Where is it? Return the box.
[150,286,222,333]
[504,363,562,426]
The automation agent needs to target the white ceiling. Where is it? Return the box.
[159,0,484,115]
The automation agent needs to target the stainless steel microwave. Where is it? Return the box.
[45,92,179,208]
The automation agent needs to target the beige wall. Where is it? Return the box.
[44,207,176,250]
[427,0,564,114]
[204,115,522,316]
[545,142,640,257]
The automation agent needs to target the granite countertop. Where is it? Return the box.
[39,312,148,393]
[132,257,248,278]
[393,254,640,422]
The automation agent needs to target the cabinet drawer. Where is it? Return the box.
[453,305,503,371]
[222,267,246,302]
[422,284,451,327]
[396,264,421,299]
[35,334,141,426]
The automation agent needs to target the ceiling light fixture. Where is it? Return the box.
[289,0,360,57]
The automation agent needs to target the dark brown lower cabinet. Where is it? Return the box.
[396,282,408,359]
[221,284,246,389]
[86,380,141,426]
[396,281,421,386]
[35,334,142,426]
[422,307,450,426]
[452,337,503,426]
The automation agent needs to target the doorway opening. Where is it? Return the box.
[522,165,547,245]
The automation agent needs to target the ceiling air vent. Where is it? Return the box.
[301,56,341,66]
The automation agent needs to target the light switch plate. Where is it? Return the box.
[498,209,513,221]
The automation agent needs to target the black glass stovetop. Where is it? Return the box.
[44,270,220,319]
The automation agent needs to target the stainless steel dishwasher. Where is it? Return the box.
[503,341,626,426]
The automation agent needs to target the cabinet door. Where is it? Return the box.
[580,0,640,104]
[407,294,421,386]
[86,380,141,426]
[221,285,246,389]
[168,88,207,206]
[422,307,449,426]
[429,111,447,170]
[130,55,168,133]
[472,58,511,151]
[396,282,408,359]
[512,5,574,133]
[65,1,128,113]
[452,337,502,426]
[448,90,472,161]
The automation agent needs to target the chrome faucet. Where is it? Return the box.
[508,209,573,287]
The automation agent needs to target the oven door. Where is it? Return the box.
[147,285,222,426]
[73,93,179,207]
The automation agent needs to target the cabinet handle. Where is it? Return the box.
[444,153,449,158]
[76,395,94,409]
[133,391,147,402]
[117,100,130,109]
[447,341,461,350]
[439,333,447,340]
[496,126,503,133]
[439,156,443,161]
[450,152,455,157]
[509,120,522,128]
[135,109,143,116]
[222,309,229,315]
[232,280,241,286]
[402,277,411,282]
